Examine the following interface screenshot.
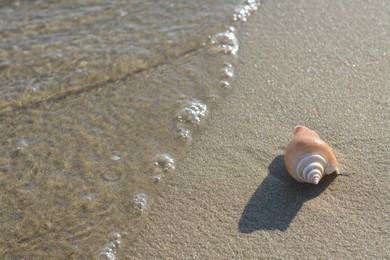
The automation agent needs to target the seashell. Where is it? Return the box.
[284,126,339,184]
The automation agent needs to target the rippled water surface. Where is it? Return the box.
[0,0,260,258]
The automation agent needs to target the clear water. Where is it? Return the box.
[0,0,260,258]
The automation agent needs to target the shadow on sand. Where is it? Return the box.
[238,155,337,233]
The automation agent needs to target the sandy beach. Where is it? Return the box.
[127,1,390,258]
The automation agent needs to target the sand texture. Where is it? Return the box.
[128,1,390,258]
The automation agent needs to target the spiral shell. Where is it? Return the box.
[284,126,339,184]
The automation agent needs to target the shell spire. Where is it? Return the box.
[284,126,339,184]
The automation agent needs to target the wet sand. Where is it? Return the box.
[1,1,257,258]
[128,1,390,258]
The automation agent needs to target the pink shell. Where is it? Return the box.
[284,126,339,184]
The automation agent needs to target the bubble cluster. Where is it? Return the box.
[147,153,176,184]
[153,153,175,173]
[133,193,148,214]
[210,28,238,55]
[17,139,28,151]
[98,246,116,260]
[97,232,126,260]
[176,99,207,125]
[16,136,37,153]
[221,63,234,78]
[233,0,260,22]
[173,99,208,141]
[175,127,192,140]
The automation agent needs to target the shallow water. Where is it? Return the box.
[0,0,260,258]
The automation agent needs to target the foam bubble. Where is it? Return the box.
[82,193,97,202]
[152,174,164,184]
[220,81,230,88]
[111,155,121,161]
[16,137,37,152]
[133,193,148,214]
[102,172,121,182]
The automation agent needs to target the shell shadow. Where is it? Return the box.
[238,155,337,233]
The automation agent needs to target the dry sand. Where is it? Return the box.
[128,1,390,258]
